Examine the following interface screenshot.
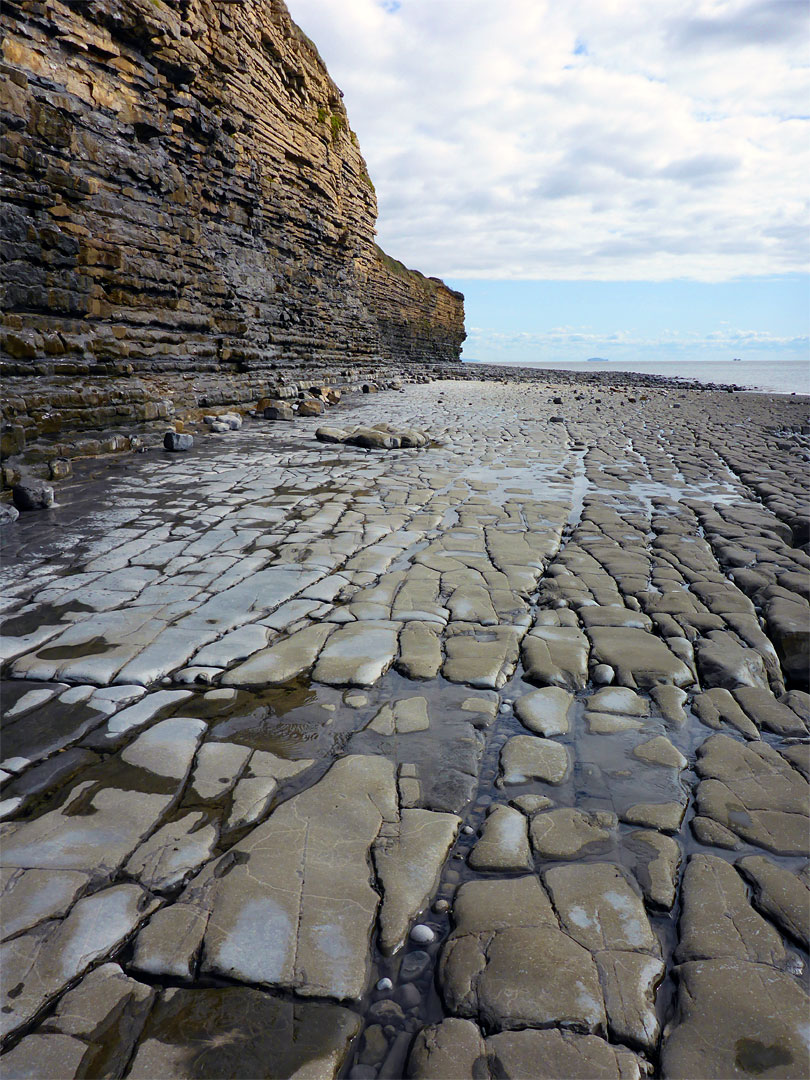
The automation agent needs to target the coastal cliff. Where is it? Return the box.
[0,0,465,470]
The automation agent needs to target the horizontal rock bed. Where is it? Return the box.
[0,377,808,1080]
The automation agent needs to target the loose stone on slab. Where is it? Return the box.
[163,432,193,451]
[12,480,55,511]
[499,735,571,786]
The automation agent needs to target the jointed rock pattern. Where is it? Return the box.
[1,378,809,1078]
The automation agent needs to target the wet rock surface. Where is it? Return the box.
[1,378,808,1078]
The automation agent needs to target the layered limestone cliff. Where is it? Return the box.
[0,0,464,470]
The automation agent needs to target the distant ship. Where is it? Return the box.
[586,357,610,362]
[732,358,742,362]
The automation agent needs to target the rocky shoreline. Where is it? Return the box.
[1,374,808,1079]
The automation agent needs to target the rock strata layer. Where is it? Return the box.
[0,0,464,469]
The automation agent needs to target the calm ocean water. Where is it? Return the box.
[466,359,809,396]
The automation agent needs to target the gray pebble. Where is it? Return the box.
[376,977,393,992]
[592,664,615,685]
[367,999,405,1025]
[400,950,431,980]
[398,982,422,1009]
[409,923,435,944]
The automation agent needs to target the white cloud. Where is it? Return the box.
[288,0,809,281]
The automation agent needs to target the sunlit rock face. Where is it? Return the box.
[0,0,465,452]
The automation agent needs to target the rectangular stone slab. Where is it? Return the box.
[200,755,397,1000]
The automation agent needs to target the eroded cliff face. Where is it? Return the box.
[0,0,464,467]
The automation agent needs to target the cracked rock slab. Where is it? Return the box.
[521,626,589,690]
[121,716,207,778]
[500,735,571,786]
[199,755,397,1000]
[0,1034,92,1080]
[736,854,810,950]
[438,876,605,1033]
[0,784,175,874]
[312,622,399,687]
[675,853,787,967]
[632,735,688,770]
[661,959,810,1079]
[624,830,681,910]
[126,987,361,1080]
[222,624,335,687]
[0,868,90,941]
[443,625,524,689]
[409,1021,647,1080]
[595,950,664,1053]
[0,884,157,1039]
[530,808,614,860]
[587,627,693,689]
[694,733,810,854]
[42,962,154,1077]
[373,807,460,955]
[468,805,533,871]
[544,862,660,955]
[513,686,573,736]
[124,812,219,893]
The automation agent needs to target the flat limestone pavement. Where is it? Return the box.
[0,377,808,1079]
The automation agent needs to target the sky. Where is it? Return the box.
[288,0,809,365]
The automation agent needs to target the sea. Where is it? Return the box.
[464,359,809,396]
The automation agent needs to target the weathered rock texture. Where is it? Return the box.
[0,0,465,462]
